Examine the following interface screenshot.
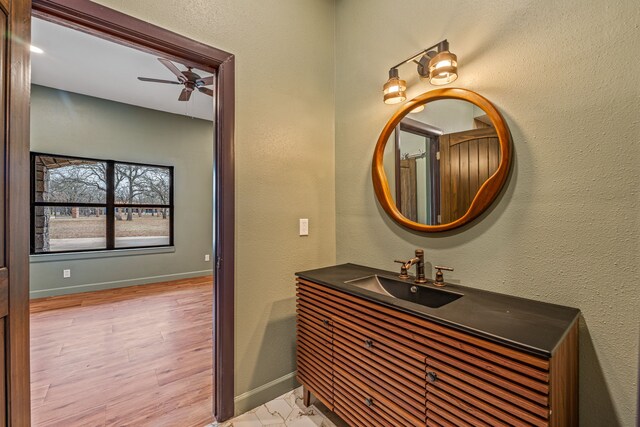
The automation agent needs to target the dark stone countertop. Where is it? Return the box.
[296,263,580,358]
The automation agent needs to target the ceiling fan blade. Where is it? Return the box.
[178,88,192,101]
[138,77,181,84]
[196,76,214,86]
[158,58,187,82]
[198,87,214,97]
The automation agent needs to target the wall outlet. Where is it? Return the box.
[63,269,71,278]
[204,254,210,262]
[299,218,309,236]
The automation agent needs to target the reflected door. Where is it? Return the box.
[395,121,440,225]
[399,158,417,221]
[439,127,500,224]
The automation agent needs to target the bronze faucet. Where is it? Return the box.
[394,249,427,284]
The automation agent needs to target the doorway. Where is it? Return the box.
[4,0,234,424]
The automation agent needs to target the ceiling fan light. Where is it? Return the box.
[428,51,458,85]
[410,104,425,113]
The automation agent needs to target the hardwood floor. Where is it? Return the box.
[30,276,214,427]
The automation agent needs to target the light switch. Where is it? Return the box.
[63,269,71,278]
[299,218,309,236]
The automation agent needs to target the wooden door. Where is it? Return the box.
[439,127,500,224]
[0,0,31,425]
[399,158,417,222]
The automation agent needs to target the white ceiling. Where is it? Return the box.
[31,17,214,121]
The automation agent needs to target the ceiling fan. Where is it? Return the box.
[137,58,214,102]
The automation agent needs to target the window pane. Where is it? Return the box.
[115,164,171,205]
[34,206,107,253]
[114,208,170,248]
[35,155,107,203]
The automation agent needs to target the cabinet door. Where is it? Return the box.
[425,344,550,426]
[296,280,334,409]
[332,316,427,427]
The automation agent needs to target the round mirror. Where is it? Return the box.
[373,88,512,232]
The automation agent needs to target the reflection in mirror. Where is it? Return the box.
[384,99,500,225]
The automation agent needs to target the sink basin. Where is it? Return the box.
[345,275,462,309]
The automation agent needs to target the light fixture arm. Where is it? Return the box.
[388,40,449,73]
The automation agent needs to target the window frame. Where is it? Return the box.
[30,151,174,255]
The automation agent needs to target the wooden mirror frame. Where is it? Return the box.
[372,88,512,232]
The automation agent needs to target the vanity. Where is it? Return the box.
[295,263,579,427]
[295,82,579,425]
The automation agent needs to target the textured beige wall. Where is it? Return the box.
[81,0,639,423]
[335,1,639,426]
[91,0,336,412]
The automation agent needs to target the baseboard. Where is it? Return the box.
[29,269,213,298]
[233,371,300,415]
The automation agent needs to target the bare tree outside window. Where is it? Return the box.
[140,168,171,219]
[41,161,107,204]
[114,164,170,220]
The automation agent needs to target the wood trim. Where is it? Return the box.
[399,117,443,137]
[30,0,236,421]
[394,125,401,210]
[30,0,227,72]
[372,88,513,232]
[0,318,5,427]
[549,320,578,427]
[7,0,32,424]
[0,269,8,317]
[214,54,235,423]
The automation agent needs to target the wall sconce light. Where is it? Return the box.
[383,40,458,105]
[383,68,406,104]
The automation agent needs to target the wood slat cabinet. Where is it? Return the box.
[296,278,578,427]
[296,281,335,410]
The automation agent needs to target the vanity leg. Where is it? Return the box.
[302,386,311,407]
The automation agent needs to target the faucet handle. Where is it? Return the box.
[433,266,454,287]
[394,260,410,279]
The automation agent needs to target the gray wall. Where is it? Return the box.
[335,1,639,426]
[30,84,214,297]
[92,0,337,413]
[84,0,639,423]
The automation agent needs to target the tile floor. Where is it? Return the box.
[211,387,348,427]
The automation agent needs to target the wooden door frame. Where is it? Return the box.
[6,0,33,424]
[29,0,236,422]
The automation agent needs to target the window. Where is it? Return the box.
[31,153,173,254]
